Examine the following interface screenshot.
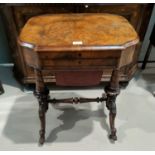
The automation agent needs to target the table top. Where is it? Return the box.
[19,13,139,51]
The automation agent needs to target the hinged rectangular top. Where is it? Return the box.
[19,13,139,51]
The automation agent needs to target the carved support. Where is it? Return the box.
[0,80,4,95]
[105,68,120,141]
[34,69,49,145]
[48,95,107,104]
[32,67,121,144]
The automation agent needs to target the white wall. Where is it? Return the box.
[139,4,155,62]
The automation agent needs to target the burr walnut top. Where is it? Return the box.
[19,13,139,51]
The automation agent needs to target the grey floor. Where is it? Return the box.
[0,66,155,150]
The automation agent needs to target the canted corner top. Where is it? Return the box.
[18,13,139,51]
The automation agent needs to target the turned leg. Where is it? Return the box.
[0,80,4,95]
[33,69,49,145]
[105,68,120,141]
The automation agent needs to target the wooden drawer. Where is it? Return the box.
[40,50,120,70]
[42,58,117,69]
[39,50,120,60]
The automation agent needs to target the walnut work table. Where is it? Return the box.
[18,13,139,145]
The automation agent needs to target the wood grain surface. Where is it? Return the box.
[19,13,138,51]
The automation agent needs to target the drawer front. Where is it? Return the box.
[41,58,117,69]
[40,50,119,70]
[39,50,120,60]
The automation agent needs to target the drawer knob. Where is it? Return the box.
[78,53,82,57]
[85,5,89,8]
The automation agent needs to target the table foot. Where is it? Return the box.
[39,130,45,145]
[105,90,118,141]
[109,128,117,141]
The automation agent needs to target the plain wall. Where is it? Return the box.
[0,13,12,64]
[138,4,155,62]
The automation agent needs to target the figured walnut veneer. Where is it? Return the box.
[19,13,138,50]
